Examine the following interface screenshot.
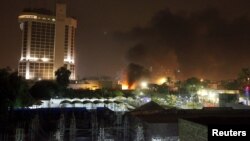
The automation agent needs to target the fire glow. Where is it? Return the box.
[119,81,136,90]
[121,83,129,90]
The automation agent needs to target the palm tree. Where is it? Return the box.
[55,67,71,87]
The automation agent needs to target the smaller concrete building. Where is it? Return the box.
[69,79,114,90]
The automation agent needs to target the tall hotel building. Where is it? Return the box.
[18,3,76,80]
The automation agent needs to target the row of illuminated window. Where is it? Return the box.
[29,63,53,69]
[29,67,53,71]
[31,34,55,41]
[28,72,54,80]
[31,32,54,36]
[31,22,55,42]
[18,60,54,80]
[31,25,55,29]
[29,50,54,54]
[30,45,54,50]
[29,71,53,76]
[30,52,54,56]
[31,40,54,44]
[30,44,54,47]
[31,36,54,39]
[30,43,54,46]
[30,47,54,51]
[29,55,54,60]
[29,54,53,58]
[31,32,54,37]
[29,52,53,57]
[30,46,54,52]
[32,21,55,26]
[30,65,53,69]
[31,29,54,34]
[30,45,54,48]
[29,70,54,77]
[19,15,55,22]
[30,44,54,53]
[31,36,54,41]
[31,25,55,31]
[31,37,54,40]
[31,27,55,31]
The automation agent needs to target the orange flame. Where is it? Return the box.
[119,81,135,90]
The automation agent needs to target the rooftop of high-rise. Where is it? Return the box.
[22,8,53,15]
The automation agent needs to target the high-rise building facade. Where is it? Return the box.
[18,3,76,80]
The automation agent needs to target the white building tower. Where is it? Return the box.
[18,3,77,80]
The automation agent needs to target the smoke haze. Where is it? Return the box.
[115,8,250,80]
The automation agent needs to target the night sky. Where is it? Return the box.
[1,0,250,80]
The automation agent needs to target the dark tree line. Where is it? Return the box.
[0,68,33,120]
[0,66,72,120]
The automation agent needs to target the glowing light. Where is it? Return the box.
[200,78,204,82]
[197,89,208,96]
[20,57,24,61]
[26,71,30,79]
[19,15,37,19]
[122,84,129,90]
[140,92,144,95]
[197,88,219,104]
[20,23,24,30]
[140,81,148,89]
[64,58,74,63]
[157,77,167,85]
[26,57,39,61]
[208,93,217,101]
[41,58,49,62]
[64,58,70,62]
[31,57,39,61]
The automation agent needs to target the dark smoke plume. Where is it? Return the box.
[127,63,150,88]
[115,8,250,80]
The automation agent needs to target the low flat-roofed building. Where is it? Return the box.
[127,102,250,141]
[69,79,114,90]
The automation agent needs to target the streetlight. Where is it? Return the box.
[140,81,148,89]
[200,78,204,82]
